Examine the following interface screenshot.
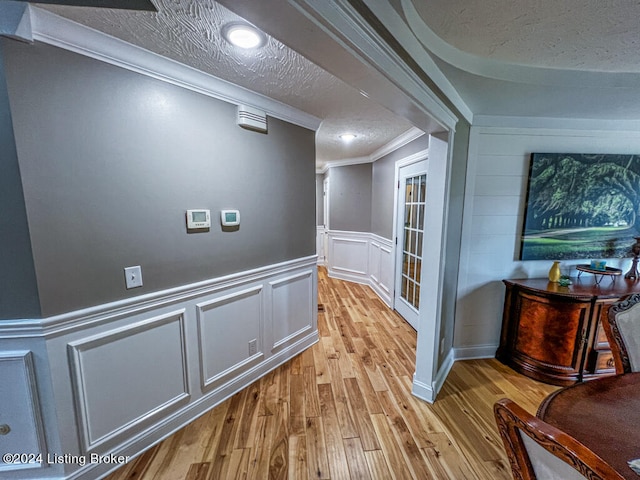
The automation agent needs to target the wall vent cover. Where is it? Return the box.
[237,105,267,133]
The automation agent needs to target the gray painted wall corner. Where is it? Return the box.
[0,41,40,319]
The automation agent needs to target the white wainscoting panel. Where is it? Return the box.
[327,230,394,306]
[0,256,318,480]
[270,270,315,353]
[330,233,369,279]
[0,351,47,473]
[68,311,190,453]
[316,226,326,265]
[197,286,264,391]
[369,235,394,306]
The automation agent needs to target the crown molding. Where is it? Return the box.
[370,126,424,161]
[27,7,321,131]
[316,126,425,173]
[474,115,640,132]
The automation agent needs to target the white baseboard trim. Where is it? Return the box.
[432,349,455,396]
[411,375,435,404]
[453,344,498,360]
[410,348,454,404]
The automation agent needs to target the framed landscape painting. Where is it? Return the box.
[520,153,640,260]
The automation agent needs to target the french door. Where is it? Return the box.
[394,161,427,330]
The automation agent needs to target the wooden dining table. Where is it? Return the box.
[537,372,640,479]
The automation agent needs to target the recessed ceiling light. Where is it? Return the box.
[222,23,266,49]
[340,133,357,141]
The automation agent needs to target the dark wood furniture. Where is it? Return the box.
[494,398,624,480]
[498,278,640,386]
[537,372,640,479]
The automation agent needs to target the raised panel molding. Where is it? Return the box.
[270,270,316,353]
[316,226,326,265]
[68,311,190,453]
[331,235,369,276]
[327,231,393,306]
[197,286,264,391]
[0,351,47,473]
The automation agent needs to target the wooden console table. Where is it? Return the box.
[497,277,640,386]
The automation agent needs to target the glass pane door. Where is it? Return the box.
[400,174,426,310]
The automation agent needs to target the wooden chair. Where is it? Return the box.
[603,292,640,374]
[494,398,624,480]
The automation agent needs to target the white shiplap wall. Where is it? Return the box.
[455,123,640,357]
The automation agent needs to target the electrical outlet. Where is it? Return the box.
[440,338,445,354]
[124,266,143,289]
[248,339,258,356]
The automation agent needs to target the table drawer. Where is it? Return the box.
[589,350,616,374]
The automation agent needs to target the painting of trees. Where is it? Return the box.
[520,153,640,260]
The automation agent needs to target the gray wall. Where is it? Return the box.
[328,163,372,232]
[3,40,315,317]
[371,135,430,239]
[0,44,40,319]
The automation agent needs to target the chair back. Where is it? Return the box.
[604,293,640,374]
[494,398,624,480]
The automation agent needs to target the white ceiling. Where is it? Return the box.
[40,0,415,170]
[400,0,640,120]
[412,0,640,72]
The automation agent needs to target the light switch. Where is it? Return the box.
[124,266,143,289]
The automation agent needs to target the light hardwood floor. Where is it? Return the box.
[104,267,557,480]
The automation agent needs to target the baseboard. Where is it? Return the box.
[432,349,455,396]
[369,279,392,307]
[453,344,498,360]
[411,375,435,404]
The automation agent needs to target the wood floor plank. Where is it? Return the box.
[375,391,432,479]
[313,341,331,385]
[304,416,331,480]
[364,449,393,479]
[343,377,380,451]
[325,357,359,439]
[317,383,351,480]
[303,365,321,418]
[343,438,372,480]
[369,413,415,480]
[104,267,558,480]
[184,462,210,480]
[288,435,307,480]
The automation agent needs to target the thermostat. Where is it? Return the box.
[221,209,240,226]
[186,209,211,229]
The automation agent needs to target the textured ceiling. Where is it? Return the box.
[41,0,414,167]
[412,0,640,72]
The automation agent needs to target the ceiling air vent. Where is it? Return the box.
[237,105,267,133]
